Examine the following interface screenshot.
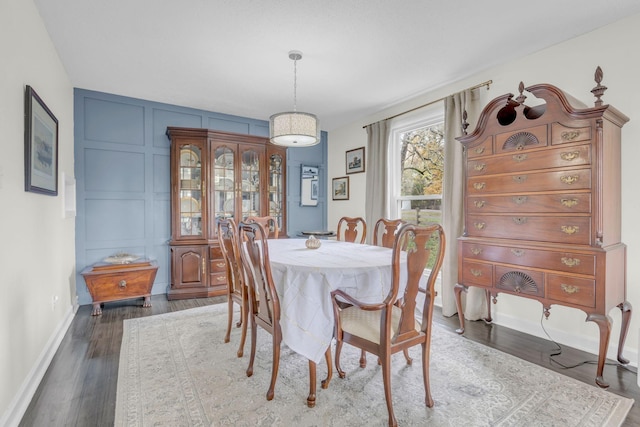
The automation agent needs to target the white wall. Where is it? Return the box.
[0,1,75,425]
[329,14,640,367]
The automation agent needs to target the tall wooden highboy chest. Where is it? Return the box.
[454,68,631,388]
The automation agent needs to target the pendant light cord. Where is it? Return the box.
[292,56,298,112]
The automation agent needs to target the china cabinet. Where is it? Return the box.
[455,68,631,388]
[167,127,286,299]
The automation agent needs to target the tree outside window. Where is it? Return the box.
[399,122,444,225]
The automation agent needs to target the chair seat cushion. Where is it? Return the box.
[340,305,419,344]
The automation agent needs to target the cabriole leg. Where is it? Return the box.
[617,301,632,365]
[586,313,612,388]
[454,284,467,334]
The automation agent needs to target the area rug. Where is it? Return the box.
[115,304,633,426]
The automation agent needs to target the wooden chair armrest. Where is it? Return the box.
[331,289,385,311]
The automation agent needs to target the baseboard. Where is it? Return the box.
[0,306,75,427]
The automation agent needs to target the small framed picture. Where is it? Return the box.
[302,165,319,177]
[332,176,349,200]
[346,147,365,174]
[25,85,58,195]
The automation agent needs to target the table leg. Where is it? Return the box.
[307,360,317,408]
[307,347,333,408]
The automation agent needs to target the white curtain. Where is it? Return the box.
[441,89,486,320]
[364,120,390,244]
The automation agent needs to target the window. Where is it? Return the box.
[388,106,444,226]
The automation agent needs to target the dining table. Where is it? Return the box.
[267,238,412,406]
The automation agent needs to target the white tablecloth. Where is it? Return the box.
[268,239,401,363]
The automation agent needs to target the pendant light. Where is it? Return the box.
[269,50,320,147]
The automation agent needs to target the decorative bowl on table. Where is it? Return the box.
[305,235,321,249]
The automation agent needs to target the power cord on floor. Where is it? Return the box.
[538,309,636,373]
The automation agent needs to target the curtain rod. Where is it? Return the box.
[362,79,493,128]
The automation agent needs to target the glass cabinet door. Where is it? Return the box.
[240,148,261,220]
[212,146,236,229]
[178,144,203,237]
[268,153,284,230]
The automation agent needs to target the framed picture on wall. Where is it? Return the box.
[24,85,58,196]
[346,147,365,174]
[332,176,349,200]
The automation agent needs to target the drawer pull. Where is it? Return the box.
[119,280,127,288]
[512,175,527,183]
[470,269,482,277]
[560,284,579,294]
[470,247,482,255]
[473,182,486,190]
[512,153,528,162]
[216,262,226,268]
[217,275,226,282]
[474,163,486,171]
[560,151,580,161]
[561,225,579,235]
[511,249,525,257]
[561,257,581,267]
[474,222,486,230]
[560,198,578,208]
[512,217,527,225]
[512,196,528,205]
[474,146,485,154]
[473,200,485,208]
[560,175,579,185]
[561,130,580,141]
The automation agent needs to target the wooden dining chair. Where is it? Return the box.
[373,218,406,248]
[239,221,331,407]
[331,223,446,427]
[245,215,279,239]
[217,218,248,357]
[336,216,366,244]
[355,218,408,368]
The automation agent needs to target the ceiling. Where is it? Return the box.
[33,1,640,132]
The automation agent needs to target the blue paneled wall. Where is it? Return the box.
[74,89,327,305]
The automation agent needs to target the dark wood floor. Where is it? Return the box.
[19,295,639,426]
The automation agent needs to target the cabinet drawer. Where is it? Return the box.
[468,192,591,214]
[467,144,590,177]
[467,136,493,158]
[210,258,227,273]
[551,123,591,145]
[495,266,544,297]
[460,242,596,275]
[466,215,591,245]
[547,274,595,308]
[495,125,548,154]
[85,269,156,301]
[467,167,591,195]
[460,260,493,287]
[209,246,223,259]
[210,272,227,286]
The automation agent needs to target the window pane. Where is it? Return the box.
[400,123,444,197]
[399,122,444,225]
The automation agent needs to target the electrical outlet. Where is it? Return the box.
[51,295,59,310]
